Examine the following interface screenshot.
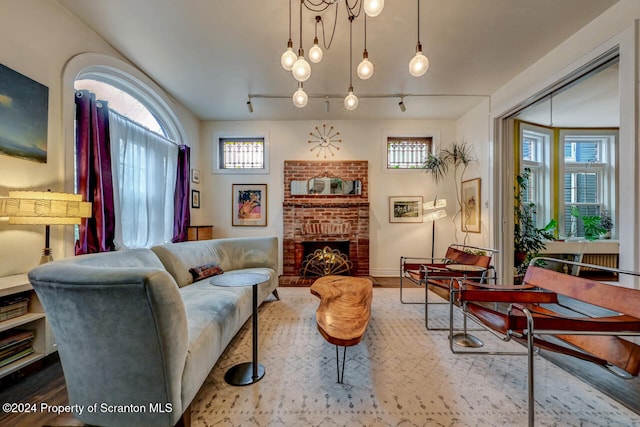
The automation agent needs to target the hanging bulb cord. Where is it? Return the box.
[288,0,292,42]
[349,15,354,88]
[363,14,367,54]
[298,0,304,53]
[417,0,421,45]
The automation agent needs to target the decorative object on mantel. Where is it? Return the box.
[232,184,267,227]
[0,190,91,263]
[308,124,342,158]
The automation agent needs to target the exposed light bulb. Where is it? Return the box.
[292,84,308,108]
[309,37,323,63]
[292,55,311,82]
[409,49,429,77]
[281,46,297,71]
[357,57,374,80]
[364,0,384,17]
[344,88,358,111]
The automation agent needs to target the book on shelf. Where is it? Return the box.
[0,291,30,322]
[0,329,34,368]
[0,347,34,368]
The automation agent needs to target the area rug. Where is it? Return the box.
[190,287,640,426]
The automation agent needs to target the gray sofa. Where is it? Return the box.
[28,236,279,427]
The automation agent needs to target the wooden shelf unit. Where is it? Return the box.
[187,225,213,241]
[0,274,56,378]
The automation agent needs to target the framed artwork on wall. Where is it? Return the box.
[191,190,200,208]
[0,64,49,163]
[232,184,267,226]
[191,169,200,183]
[389,196,423,223]
[461,178,481,233]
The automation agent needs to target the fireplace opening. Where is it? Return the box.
[300,241,351,277]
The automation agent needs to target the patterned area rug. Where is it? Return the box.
[191,287,640,426]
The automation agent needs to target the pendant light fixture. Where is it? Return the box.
[309,16,324,64]
[356,14,374,80]
[344,15,359,110]
[363,0,384,17]
[409,0,429,77]
[292,82,309,108]
[292,0,311,82]
[281,0,297,71]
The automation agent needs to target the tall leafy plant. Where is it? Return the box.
[514,168,556,275]
[423,141,476,243]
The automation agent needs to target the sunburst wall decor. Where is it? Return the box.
[308,124,342,158]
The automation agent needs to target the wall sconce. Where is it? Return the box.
[0,190,92,264]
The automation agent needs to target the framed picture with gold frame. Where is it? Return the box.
[389,196,423,223]
[461,178,481,233]
[232,184,267,226]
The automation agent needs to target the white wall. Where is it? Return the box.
[198,118,498,276]
[0,0,200,276]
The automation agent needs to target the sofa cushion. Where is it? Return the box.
[189,262,224,281]
[152,237,278,288]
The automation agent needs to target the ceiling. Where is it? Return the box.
[55,0,619,122]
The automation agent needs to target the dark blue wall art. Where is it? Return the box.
[0,64,49,163]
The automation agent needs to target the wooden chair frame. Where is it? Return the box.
[449,257,640,427]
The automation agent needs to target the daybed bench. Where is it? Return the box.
[28,236,279,427]
[450,258,640,426]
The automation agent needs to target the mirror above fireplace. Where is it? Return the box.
[291,176,362,196]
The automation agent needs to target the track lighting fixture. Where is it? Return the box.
[324,96,330,114]
[246,99,254,113]
[398,97,406,112]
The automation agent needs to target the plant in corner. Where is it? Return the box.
[423,141,476,244]
[514,168,557,276]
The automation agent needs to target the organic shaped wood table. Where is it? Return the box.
[310,275,373,383]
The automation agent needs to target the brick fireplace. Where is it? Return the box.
[282,160,369,278]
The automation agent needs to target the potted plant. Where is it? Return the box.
[423,141,476,243]
[570,207,606,241]
[514,168,557,276]
[599,210,613,239]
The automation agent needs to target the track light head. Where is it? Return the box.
[246,100,254,113]
[398,98,406,112]
[324,97,330,114]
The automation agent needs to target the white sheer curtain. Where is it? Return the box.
[109,111,178,249]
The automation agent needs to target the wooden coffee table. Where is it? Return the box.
[310,275,373,383]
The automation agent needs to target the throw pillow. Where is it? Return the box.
[189,262,224,281]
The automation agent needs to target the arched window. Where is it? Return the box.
[67,55,189,250]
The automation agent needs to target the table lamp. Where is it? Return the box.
[0,190,92,264]
[423,196,447,259]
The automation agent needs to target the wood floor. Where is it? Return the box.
[1,278,638,426]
